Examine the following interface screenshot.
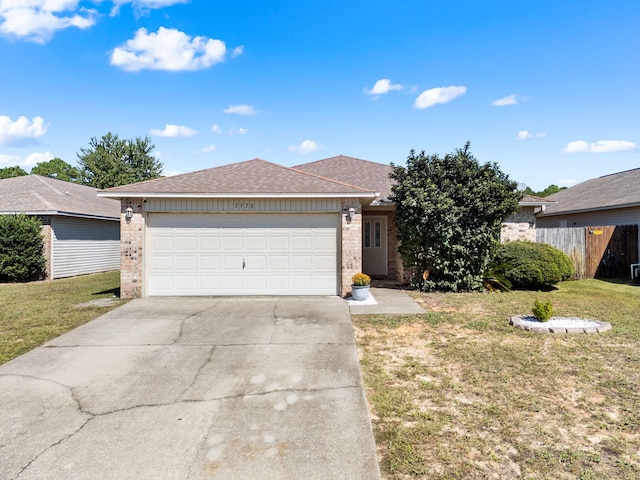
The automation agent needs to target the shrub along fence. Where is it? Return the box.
[537,225,638,280]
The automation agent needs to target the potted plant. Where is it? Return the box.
[351,273,371,301]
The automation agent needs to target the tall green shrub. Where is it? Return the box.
[390,143,521,291]
[0,214,46,282]
[494,241,574,289]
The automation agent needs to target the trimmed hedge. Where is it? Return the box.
[495,241,574,289]
[0,214,46,282]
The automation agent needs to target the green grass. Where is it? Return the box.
[353,280,640,479]
[0,271,125,365]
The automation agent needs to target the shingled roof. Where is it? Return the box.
[99,158,377,198]
[0,175,120,220]
[539,168,640,217]
[294,155,393,205]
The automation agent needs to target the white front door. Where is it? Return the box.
[362,215,387,277]
[146,213,339,296]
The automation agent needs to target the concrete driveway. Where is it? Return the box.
[0,297,380,480]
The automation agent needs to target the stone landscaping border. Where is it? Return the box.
[510,315,612,334]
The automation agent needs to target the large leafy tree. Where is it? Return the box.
[31,158,80,183]
[77,132,163,189]
[390,143,521,291]
[0,166,28,179]
[522,184,566,197]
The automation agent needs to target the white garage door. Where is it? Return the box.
[146,213,339,296]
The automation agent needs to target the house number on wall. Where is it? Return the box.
[233,202,255,210]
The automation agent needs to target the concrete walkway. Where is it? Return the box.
[0,297,380,480]
[349,287,426,315]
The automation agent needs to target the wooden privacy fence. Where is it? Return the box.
[536,225,639,280]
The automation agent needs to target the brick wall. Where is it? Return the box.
[120,198,144,298]
[501,207,536,242]
[341,200,362,296]
[39,223,52,280]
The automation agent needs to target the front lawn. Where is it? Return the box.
[0,271,124,365]
[354,280,640,479]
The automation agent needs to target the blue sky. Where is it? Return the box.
[0,0,638,190]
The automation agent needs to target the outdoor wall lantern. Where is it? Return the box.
[125,207,133,221]
[346,207,356,223]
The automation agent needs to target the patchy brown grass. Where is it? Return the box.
[0,271,125,365]
[353,280,640,479]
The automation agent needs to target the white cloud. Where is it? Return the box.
[563,140,637,154]
[557,178,577,186]
[517,130,547,140]
[0,1,96,43]
[0,115,48,145]
[110,0,188,15]
[23,150,54,166]
[150,124,199,137]
[289,139,320,154]
[365,79,402,96]
[0,150,53,167]
[162,168,181,176]
[196,144,216,154]
[414,86,467,109]
[224,104,257,116]
[231,45,244,58]
[229,127,248,135]
[111,27,228,72]
[492,94,520,106]
[211,124,221,134]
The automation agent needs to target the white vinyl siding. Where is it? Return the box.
[146,213,339,296]
[51,217,120,279]
[537,207,640,228]
[145,198,342,213]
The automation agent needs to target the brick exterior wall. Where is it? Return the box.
[39,223,52,281]
[501,207,536,242]
[120,198,144,299]
[341,199,362,297]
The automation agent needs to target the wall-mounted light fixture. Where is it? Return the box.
[346,207,356,223]
[125,207,133,221]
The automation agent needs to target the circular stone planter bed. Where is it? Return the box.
[510,315,612,334]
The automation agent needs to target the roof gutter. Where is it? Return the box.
[0,210,119,221]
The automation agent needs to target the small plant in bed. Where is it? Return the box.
[532,299,553,322]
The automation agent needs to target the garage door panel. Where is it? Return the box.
[315,255,336,270]
[152,256,174,271]
[292,236,313,250]
[222,256,243,270]
[245,236,267,251]
[176,276,197,290]
[222,235,244,250]
[200,236,220,250]
[200,276,221,289]
[269,236,289,250]
[223,275,243,290]
[200,256,220,270]
[147,213,338,296]
[176,256,197,271]
[269,256,289,270]
[153,236,173,251]
[176,236,197,250]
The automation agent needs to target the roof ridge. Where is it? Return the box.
[289,165,375,193]
[599,167,640,179]
[33,174,66,196]
[100,158,273,192]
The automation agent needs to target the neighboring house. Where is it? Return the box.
[501,194,557,242]
[537,168,640,228]
[99,155,544,298]
[0,175,121,280]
